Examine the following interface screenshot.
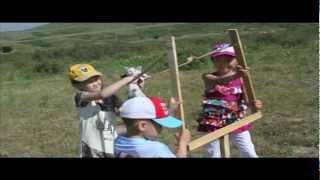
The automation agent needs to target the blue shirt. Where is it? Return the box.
[114,135,176,158]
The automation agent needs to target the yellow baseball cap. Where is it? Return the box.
[68,64,102,82]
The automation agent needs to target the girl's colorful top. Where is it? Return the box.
[197,73,251,133]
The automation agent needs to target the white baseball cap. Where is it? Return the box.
[119,96,182,128]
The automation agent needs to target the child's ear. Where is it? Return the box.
[137,120,147,131]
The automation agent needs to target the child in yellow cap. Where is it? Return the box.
[68,64,136,158]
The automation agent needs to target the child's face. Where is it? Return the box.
[138,119,162,140]
[212,56,237,74]
[82,76,102,92]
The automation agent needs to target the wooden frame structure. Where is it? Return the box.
[166,36,186,128]
[166,29,262,157]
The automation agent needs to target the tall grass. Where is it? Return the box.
[0,23,318,157]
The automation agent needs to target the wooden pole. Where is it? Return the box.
[228,29,258,113]
[186,50,215,61]
[188,111,262,151]
[166,36,186,128]
[220,134,230,158]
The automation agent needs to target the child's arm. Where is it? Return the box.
[174,128,191,158]
[202,65,249,89]
[80,76,135,102]
[202,72,240,90]
[202,73,219,90]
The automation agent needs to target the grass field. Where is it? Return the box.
[0,23,318,157]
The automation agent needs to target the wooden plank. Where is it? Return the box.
[220,135,230,158]
[166,36,186,128]
[188,111,262,151]
[228,29,258,113]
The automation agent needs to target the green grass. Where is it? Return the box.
[0,23,318,157]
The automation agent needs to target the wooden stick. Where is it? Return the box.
[187,50,215,61]
[228,29,258,113]
[221,135,230,158]
[159,49,214,74]
[188,111,262,151]
[166,36,186,128]
[158,57,193,74]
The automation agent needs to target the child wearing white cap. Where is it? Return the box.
[198,43,263,158]
[114,96,191,158]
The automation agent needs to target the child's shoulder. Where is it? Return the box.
[117,136,168,149]
[74,91,90,107]
[148,140,169,149]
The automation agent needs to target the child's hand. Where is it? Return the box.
[169,97,181,114]
[174,128,191,157]
[236,65,250,77]
[95,99,104,104]
[253,99,263,109]
[175,128,191,146]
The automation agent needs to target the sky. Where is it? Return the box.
[0,23,48,32]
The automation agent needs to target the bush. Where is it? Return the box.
[28,40,52,48]
[32,50,46,61]
[33,61,62,75]
[1,46,13,53]
[32,48,64,61]
[47,48,65,59]
[68,44,105,59]
[32,32,47,37]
